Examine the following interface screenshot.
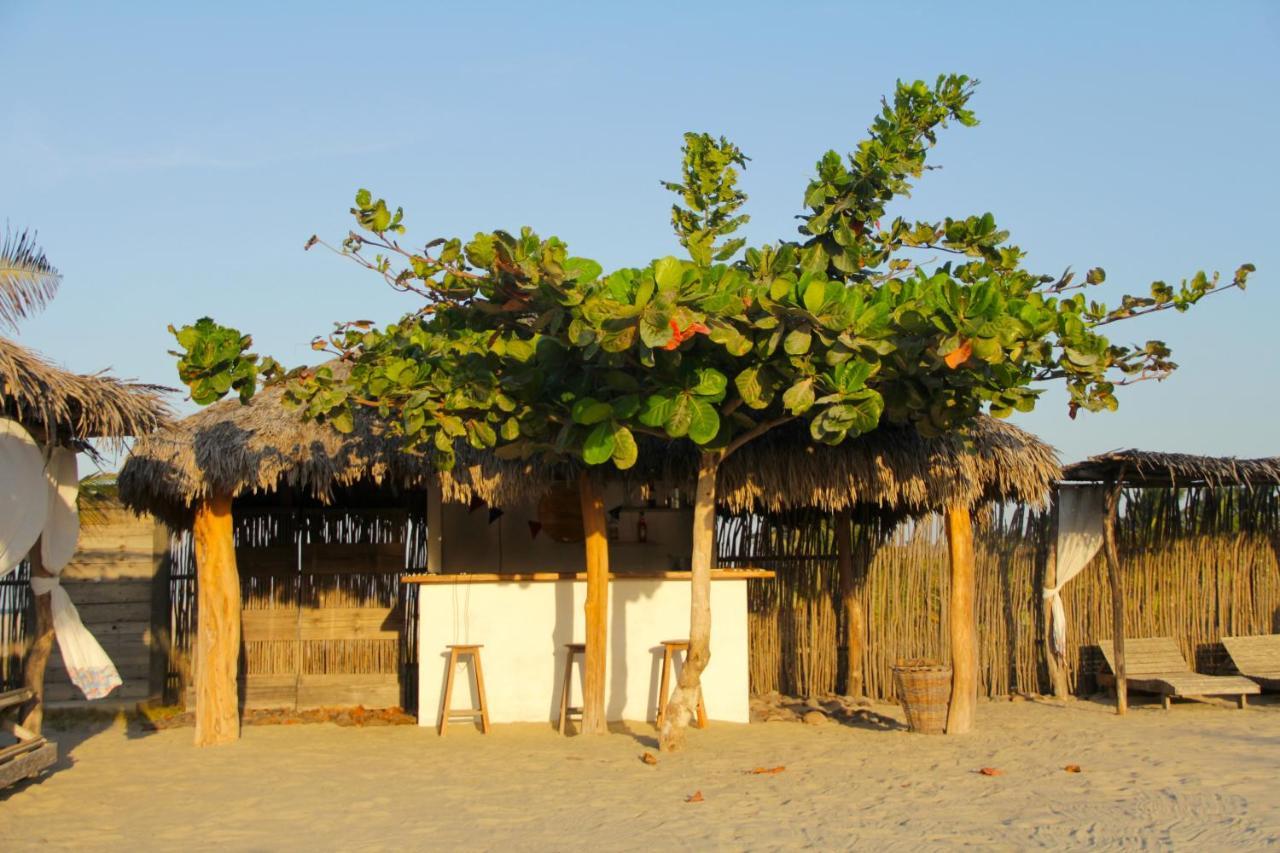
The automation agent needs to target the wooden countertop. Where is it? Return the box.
[403,569,775,584]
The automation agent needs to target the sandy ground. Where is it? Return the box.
[3,696,1279,851]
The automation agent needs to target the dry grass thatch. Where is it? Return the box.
[717,417,1060,515]
[0,337,171,448]
[1062,450,1280,488]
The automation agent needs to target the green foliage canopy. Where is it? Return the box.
[169,74,1254,471]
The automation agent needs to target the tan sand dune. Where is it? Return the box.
[3,698,1279,850]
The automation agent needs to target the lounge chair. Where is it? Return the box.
[1097,637,1260,710]
[1222,635,1280,691]
[0,687,57,789]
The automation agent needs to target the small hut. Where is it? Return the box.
[1057,450,1280,713]
[120,366,1061,739]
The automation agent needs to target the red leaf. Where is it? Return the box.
[685,791,705,803]
[977,767,1003,777]
[944,339,973,369]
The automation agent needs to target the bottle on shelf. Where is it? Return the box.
[637,511,648,543]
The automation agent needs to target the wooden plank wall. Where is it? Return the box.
[25,505,167,705]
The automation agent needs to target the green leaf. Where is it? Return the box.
[611,426,638,469]
[500,417,521,441]
[665,394,693,437]
[782,379,815,415]
[564,257,603,282]
[691,368,728,398]
[571,398,613,425]
[654,256,683,290]
[583,421,616,465]
[687,399,720,444]
[784,328,812,355]
[638,394,674,428]
[735,366,770,409]
[803,278,826,314]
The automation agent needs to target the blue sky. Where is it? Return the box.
[2,1,1277,466]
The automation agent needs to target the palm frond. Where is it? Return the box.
[0,228,61,330]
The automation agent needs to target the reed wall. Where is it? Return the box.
[725,487,1280,701]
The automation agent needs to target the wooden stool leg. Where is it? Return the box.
[559,649,574,735]
[657,646,674,727]
[471,649,491,734]
[439,648,459,736]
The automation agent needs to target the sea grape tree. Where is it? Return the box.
[170,73,1253,750]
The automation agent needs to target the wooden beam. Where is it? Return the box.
[835,509,865,698]
[1103,472,1127,715]
[193,493,241,746]
[945,504,977,734]
[578,471,609,735]
[20,538,53,735]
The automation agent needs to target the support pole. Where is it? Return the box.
[945,504,977,734]
[20,538,53,735]
[193,493,241,746]
[835,509,865,698]
[578,472,609,735]
[1103,473,1127,715]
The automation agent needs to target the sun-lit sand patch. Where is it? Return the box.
[4,697,1280,850]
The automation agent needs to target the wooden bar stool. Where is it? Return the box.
[656,639,707,728]
[557,642,586,735]
[439,644,491,735]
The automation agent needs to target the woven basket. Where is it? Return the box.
[892,660,952,734]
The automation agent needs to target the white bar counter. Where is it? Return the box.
[405,570,772,727]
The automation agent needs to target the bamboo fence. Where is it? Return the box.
[723,486,1280,701]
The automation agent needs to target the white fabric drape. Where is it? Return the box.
[33,448,123,700]
[1043,485,1107,656]
[0,419,48,578]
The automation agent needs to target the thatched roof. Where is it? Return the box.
[119,356,1059,529]
[117,372,439,528]
[1061,450,1280,488]
[0,337,171,448]
[716,417,1060,515]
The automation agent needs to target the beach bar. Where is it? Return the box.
[410,570,769,726]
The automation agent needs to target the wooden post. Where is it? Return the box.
[577,471,609,735]
[1042,499,1070,698]
[659,452,718,752]
[945,504,977,734]
[1103,473,1127,715]
[192,493,241,746]
[20,538,54,735]
[835,509,866,698]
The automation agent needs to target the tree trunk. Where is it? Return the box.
[945,504,977,734]
[21,538,53,734]
[659,453,717,752]
[1103,475,1126,715]
[835,509,865,698]
[1042,500,1070,698]
[193,493,241,746]
[578,471,609,735]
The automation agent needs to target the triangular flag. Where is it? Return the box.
[608,505,623,520]
[488,507,505,524]
[468,496,485,514]
[528,520,542,539]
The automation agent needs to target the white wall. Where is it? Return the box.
[418,577,750,726]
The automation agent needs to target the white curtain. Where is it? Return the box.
[30,448,123,699]
[1043,485,1107,656]
[0,419,48,578]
